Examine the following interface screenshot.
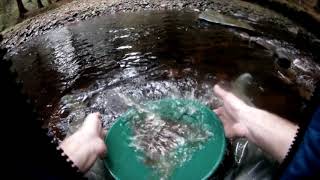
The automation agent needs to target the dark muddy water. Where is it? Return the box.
[7,10,319,179]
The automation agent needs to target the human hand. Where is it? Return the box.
[60,112,107,173]
[214,84,299,162]
[213,85,251,138]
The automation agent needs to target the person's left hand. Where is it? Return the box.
[60,112,107,173]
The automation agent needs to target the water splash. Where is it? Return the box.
[121,97,213,179]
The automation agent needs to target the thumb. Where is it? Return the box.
[214,84,229,100]
[82,112,102,135]
[95,139,107,159]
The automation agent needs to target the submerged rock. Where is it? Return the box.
[231,73,254,106]
[274,48,291,69]
[311,39,320,62]
[198,9,255,31]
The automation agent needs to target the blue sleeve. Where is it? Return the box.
[281,107,320,179]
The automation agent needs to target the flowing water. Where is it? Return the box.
[7,10,320,179]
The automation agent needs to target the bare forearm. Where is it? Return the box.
[243,107,298,162]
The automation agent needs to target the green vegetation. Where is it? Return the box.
[0,0,52,31]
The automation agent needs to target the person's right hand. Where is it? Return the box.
[214,84,298,162]
[213,85,250,138]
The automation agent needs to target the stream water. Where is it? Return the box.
[7,10,319,179]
